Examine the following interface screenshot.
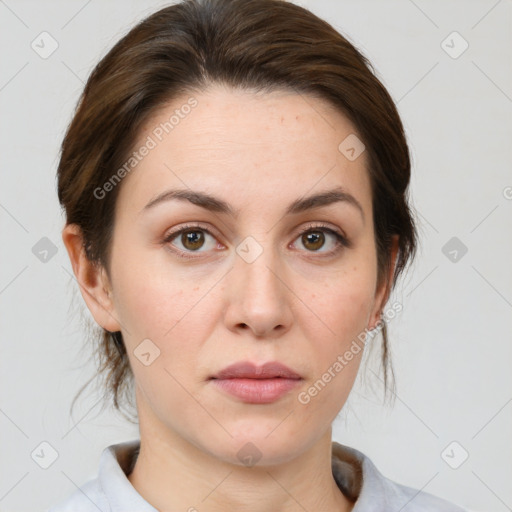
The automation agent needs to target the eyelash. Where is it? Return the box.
[161,222,351,260]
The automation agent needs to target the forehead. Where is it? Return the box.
[116,85,372,217]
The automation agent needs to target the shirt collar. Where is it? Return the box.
[99,439,157,512]
[98,438,391,511]
[331,441,397,511]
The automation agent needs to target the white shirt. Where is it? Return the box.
[47,439,468,511]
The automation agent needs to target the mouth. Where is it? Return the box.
[210,361,302,380]
[209,361,303,404]
[211,378,301,404]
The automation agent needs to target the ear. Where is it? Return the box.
[367,235,399,330]
[61,223,121,333]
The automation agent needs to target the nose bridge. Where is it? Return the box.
[236,233,283,301]
[226,233,292,336]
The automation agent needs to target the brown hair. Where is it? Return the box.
[57,0,417,423]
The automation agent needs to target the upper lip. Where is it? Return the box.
[211,361,302,380]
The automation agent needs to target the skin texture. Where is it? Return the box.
[63,84,398,512]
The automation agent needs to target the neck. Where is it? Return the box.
[127,409,354,512]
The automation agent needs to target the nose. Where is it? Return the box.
[223,238,293,339]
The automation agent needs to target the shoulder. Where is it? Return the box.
[374,476,469,511]
[331,442,468,512]
[45,477,108,512]
[46,440,148,512]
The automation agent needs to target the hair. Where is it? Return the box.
[57,0,417,423]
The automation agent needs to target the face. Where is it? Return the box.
[82,84,392,465]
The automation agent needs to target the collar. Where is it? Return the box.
[98,438,397,511]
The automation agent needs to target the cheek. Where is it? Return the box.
[110,250,206,346]
[110,254,223,391]
[113,273,175,336]
[309,269,375,341]
[299,265,375,394]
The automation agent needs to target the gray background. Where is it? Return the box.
[1,0,511,511]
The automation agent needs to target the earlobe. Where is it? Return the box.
[61,223,121,333]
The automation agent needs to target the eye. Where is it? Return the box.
[162,224,220,259]
[162,222,351,260]
[291,224,350,256]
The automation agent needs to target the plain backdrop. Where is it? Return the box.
[1,1,511,511]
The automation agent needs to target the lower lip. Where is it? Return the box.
[211,378,301,404]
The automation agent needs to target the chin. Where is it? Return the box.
[200,426,313,468]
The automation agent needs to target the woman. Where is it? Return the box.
[49,0,467,510]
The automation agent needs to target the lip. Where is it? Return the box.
[209,361,303,404]
[211,378,301,404]
[211,361,302,380]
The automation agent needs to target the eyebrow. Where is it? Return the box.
[141,186,365,223]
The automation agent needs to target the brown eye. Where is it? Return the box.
[180,229,205,251]
[163,225,219,258]
[302,231,325,251]
[293,225,350,256]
